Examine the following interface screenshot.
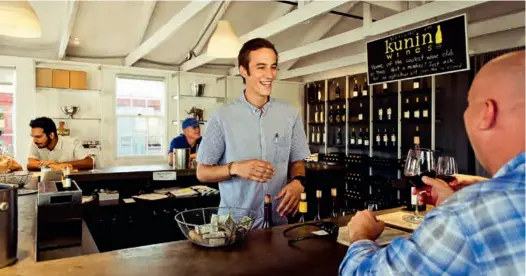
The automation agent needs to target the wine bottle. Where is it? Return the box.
[375,129,381,147]
[413,79,420,90]
[299,192,307,223]
[414,126,420,148]
[320,105,324,123]
[364,128,370,146]
[314,105,319,123]
[350,128,356,145]
[314,190,322,221]
[352,78,359,97]
[357,128,363,145]
[404,98,410,119]
[382,83,388,93]
[316,126,321,143]
[423,96,429,118]
[322,128,326,144]
[335,82,341,99]
[336,128,342,145]
[358,103,364,121]
[435,25,442,44]
[335,105,341,122]
[331,188,338,218]
[362,78,368,97]
[342,104,346,122]
[414,97,420,118]
[387,105,392,120]
[317,84,322,101]
[328,105,334,123]
[263,194,273,228]
[382,128,389,147]
[390,128,396,147]
[311,127,316,143]
[378,104,383,121]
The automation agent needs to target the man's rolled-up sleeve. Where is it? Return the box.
[289,112,310,162]
[196,113,225,165]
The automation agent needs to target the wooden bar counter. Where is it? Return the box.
[1,164,404,276]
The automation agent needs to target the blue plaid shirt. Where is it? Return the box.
[197,92,310,228]
[340,152,525,275]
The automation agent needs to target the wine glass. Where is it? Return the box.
[436,156,458,184]
[403,148,435,224]
[87,145,99,172]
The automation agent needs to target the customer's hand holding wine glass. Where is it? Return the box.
[403,148,436,223]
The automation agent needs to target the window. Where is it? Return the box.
[0,67,15,151]
[115,76,165,157]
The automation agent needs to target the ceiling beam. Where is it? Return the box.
[363,1,404,12]
[268,2,295,22]
[192,1,231,55]
[271,0,489,69]
[468,10,525,38]
[279,6,520,80]
[278,53,366,79]
[57,0,79,60]
[180,0,351,71]
[135,0,157,45]
[124,1,213,67]
[264,1,359,75]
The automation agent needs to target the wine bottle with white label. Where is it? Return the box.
[414,97,421,119]
[375,129,381,147]
[357,128,363,145]
[414,126,420,148]
[335,82,341,99]
[413,79,420,90]
[378,104,383,121]
[362,78,368,97]
[352,78,359,98]
[350,128,356,145]
[423,96,429,118]
[364,128,370,146]
[314,105,319,123]
[320,105,324,123]
[328,105,333,123]
[316,126,321,144]
[382,129,389,147]
[390,128,396,147]
[404,98,410,119]
[358,103,364,121]
[311,127,316,143]
[382,83,388,93]
[342,104,346,122]
[387,105,392,121]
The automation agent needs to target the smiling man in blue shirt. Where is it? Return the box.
[340,51,525,275]
[196,38,310,228]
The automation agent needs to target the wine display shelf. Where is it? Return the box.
[305,73,437,211]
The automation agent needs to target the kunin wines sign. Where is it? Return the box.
[366,14,470,85]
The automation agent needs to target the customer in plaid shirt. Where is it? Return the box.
[340,51,525,275]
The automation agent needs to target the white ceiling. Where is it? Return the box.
[0,0,523,80]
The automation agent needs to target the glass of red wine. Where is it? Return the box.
[436,156,458,184]
[403,148,435,224]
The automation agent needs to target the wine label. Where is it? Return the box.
[404,111,410,118]
[383,83,388,89]
[351,138,355,144]
[358,138,363,145]
[383,135,388,143]
[316,190,322,198]
[342,115,346,121]
[391,134,396,142]
[316,134,320,143]
[315,113,319,123]
[413,82,420,89]
[387,108,392,115]
[353,91,358,97]
[331,188,337,197]
[376,135,381,142]
[358,114,363,120]
[414,110,420,118]
[364,139,369,146]
[299,201,307,213]
[362,90,368,96]
[414,137,420,145]
[311,133,315,143]
[423,110,429,118]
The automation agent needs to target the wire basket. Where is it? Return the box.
[175,207,256,247]
[0,171,32,188]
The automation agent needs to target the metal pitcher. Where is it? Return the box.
[0,184,17,268]
[173,148,190,170]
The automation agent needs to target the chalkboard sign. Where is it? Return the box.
[366,14,469,85]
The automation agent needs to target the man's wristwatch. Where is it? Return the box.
[291,175,305,187]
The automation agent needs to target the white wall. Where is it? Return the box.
[0,56,304,168]
[0,55,36,169]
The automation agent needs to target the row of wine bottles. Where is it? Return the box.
[307,77,428,103]
[310,126,424,149]
[312,103,367,123]
[402,96,430,120]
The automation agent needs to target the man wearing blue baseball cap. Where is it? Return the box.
[168,117,202,165]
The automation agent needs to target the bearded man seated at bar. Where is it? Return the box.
[340,51,525,275]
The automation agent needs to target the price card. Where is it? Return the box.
[153,171,177,181]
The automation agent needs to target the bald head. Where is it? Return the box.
[464,50,525,175]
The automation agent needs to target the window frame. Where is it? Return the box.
[114,74,167,159]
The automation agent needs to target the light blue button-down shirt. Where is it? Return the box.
[197,92,311,228]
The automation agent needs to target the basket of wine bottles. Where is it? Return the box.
[175,207,257,247]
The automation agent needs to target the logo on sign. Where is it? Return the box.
[384,25,443,59]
